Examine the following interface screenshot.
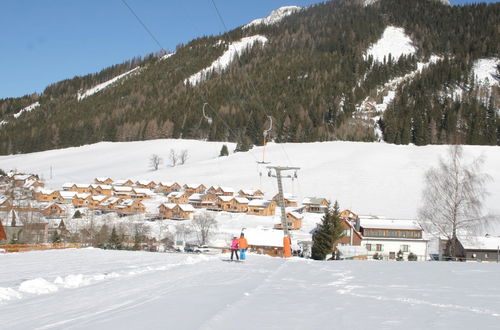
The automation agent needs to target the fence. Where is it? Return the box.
[0,243,82,253]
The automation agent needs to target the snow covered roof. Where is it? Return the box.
[234,197,249,204]
[161,203,177,210]
[60,191,77,199]
[38,188,56,195]
[239,189,263,196]
[178,204,195,212]
[219,186,234,193]
[218,196,234,202]
[244,228,284,247]
[95,177,112,182]
[459,235,500,251]
[168,191,186,198]
[91,184,112,190]
[188,193,204,201]
[244,6,301,28]
[74,193,90,199]
[62,183,75,189]
[302,197,327,205]
[248,199,273,208]
[91,195,107,202]
[359,218,422,231]
[113,186,133,192]
[0,195,8,205]
[159,181,179,187]
[133,188,154,195]
[136,180,156,185]
[116,199,136,208]
[100,197,121,206]
[184,183,204,189]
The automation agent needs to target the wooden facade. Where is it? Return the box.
[94,177,113,185]
[183,183,206,194]
[247,200,276,216]
[40,203,66,218]
[167,192,190,204]
[274,212,303,230]
[35,190,64,203]
[159,203,194,220]
[302,197,330,213]
[238,189,264,200]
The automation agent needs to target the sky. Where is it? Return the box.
[0,0,498,99]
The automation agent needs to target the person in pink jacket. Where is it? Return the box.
[230,236,239,261]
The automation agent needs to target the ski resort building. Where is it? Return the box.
[238,189,264,200]
[358,216,428,261]
[159,203,195,220]
[302,197,329,213]
[247,199,276,216]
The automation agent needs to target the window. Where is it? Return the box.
[389,231,397,238]
[401,245,409,252]
[365,244,372,251]
[343,229,350,237]
[376,244,383,252]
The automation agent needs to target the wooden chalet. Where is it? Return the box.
[90,184,113,196]
[188,193,216,209]
[95,177,114,185]
[131,188,155,200]
[115,199,146,214]
[135,180,157,189]
[34,189,64,203]
[183,183,206,194]
[156,181,181,194]
[247,199,276,216]
[272,193,299,207]
[274,211,303,230]
[113,186,134,198]
[159,203,195,220]
[89,195,107,209]
[302,197,330,213]
[72,193,91,208]
[59,191,78,203]
[12,174,38,186]
[98,197,122,211]
[167,191,190,204]
[238,189,264,200]
[24,179,44,190]
[216,186,235,196]
[40,203,66,218]
[113,179,135,187]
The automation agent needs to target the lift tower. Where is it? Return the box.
[267,166,300,258]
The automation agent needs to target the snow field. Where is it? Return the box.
[364,26,417,63]
[1,249,500,329]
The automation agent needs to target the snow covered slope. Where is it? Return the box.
[472,58,500,86]
[185,35,268,86]
[0,139,499,220]
[364,26,417,62]
[77,67,140,100]
[13,101,40,119]
[244,6,301,28]
[1,249,500,329]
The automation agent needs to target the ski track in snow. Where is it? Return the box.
[77,67,140,101]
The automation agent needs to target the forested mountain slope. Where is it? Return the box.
[0,0,498,155]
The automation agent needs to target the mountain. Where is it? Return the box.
[0,0,498,155]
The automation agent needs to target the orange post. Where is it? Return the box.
[283,235,292,258]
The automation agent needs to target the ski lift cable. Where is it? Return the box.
[209,0,296,168]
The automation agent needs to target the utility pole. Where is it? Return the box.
[267,166,300,258]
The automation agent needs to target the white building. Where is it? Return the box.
[359,216,428,261]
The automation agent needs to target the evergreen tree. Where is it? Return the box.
[311,201,345,260]
[133,230,142,250]
[51,230,61,244]
[108,226,122,250]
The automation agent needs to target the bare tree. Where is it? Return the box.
[175,223,193,242]
[191,212,218,246]
[179,149,189,165]
[150,154,163,171]
[418,145,493,258]
[169,149,178,167]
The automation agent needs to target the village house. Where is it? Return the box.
[113,186,134,199]
[59,191,78,203]
[156,181,181,194]
[131,188,155,200]
[40,203,66,218]
[113,179,135,187]
[98,197,122,212]
[216,186,235,196]
[90,184,113,196]
[302,197,330,213]
[0,195,10,211]
[247,199,276,216]
[94,177,114,185]
[443,235,500,262]
[358,216,428,261]
[72,193,91,208]
[183,183,206,194]
[238,189,264,200]
[115,199,146,215]
[274,211,303,230]
[89,195,107,209]
[34,189,64,203]
[23,179,44,190]
[158,203,195,220]
[215,196,249,212]
[188,193,216,209]
[272,193,299,207]
[12,174,38,187]
[244,228,286,257]
[135,180,157,190]
[206,186,219,195]
[167,191,190,204]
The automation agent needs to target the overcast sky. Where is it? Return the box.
[0,0,497,99]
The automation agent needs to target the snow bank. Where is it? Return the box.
[244,6,301,28]
[77,67,140,100]
[185,35,268,86]
[364,26,417,62]
[13,101,40,119]
[18,278,58,295]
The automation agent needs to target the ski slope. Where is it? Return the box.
[0,139,499,222]
[1,249,500,329]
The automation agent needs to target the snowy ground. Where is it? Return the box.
[0,139,498,222]
[1,248,500,330]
